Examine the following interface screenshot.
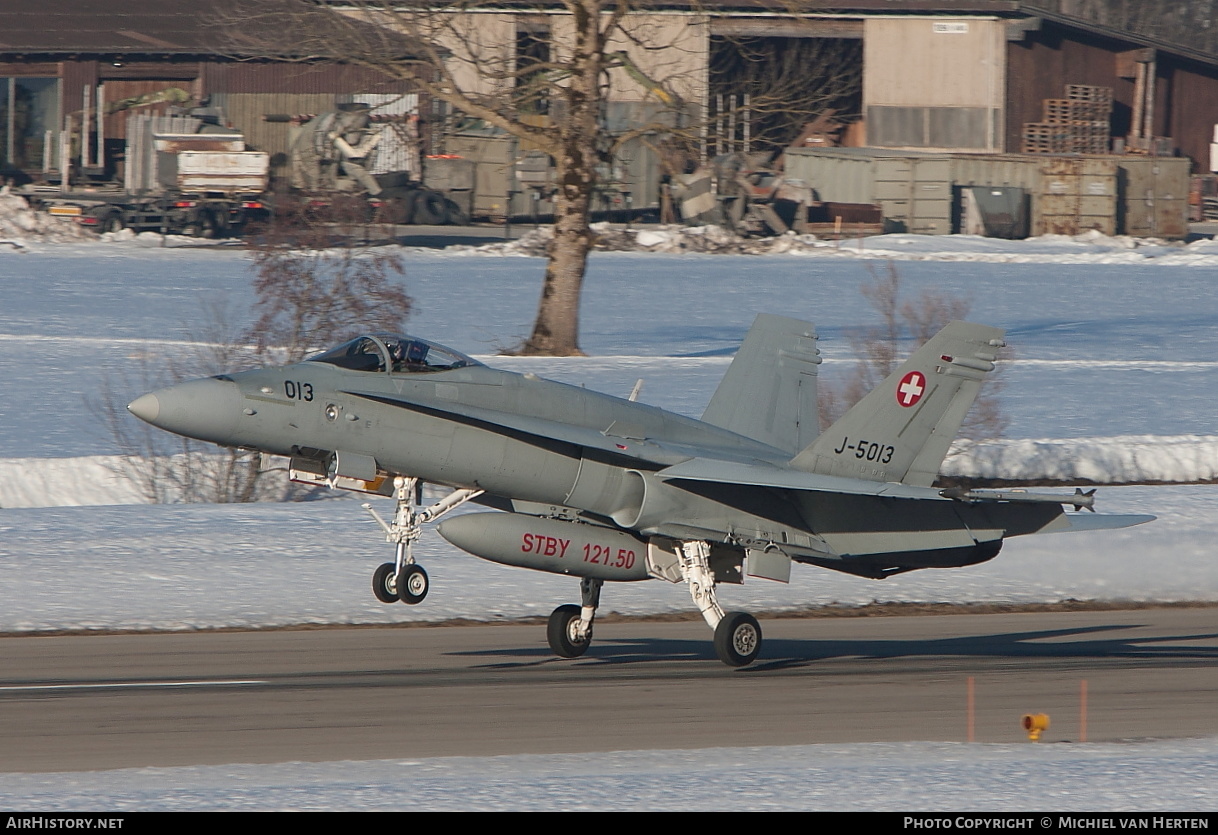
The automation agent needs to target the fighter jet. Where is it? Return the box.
[128,315,1152,667]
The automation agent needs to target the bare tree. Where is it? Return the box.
[1024,1,1218,56]
[215,0,796,355]
[93,301,271,504]
[245,212,412,363]
[99,212,413,503]
[708,35,862,154]
[819,260,1008,440]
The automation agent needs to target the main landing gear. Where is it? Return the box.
[547,578,602,658]
[547,539,763,668]
[364,476,482,605]
[678,539,762,667]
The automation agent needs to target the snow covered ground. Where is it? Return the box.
[2,739,1217,811]
[1,224,1216,809]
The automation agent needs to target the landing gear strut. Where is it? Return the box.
[680,540,762,667]
[364,476,482,605]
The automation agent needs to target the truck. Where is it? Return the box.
[24,112,270,238]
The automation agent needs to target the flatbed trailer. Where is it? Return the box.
[31,189,268,238]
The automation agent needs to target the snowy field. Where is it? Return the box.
[1,226,1217,809]
[2,740,1217,811]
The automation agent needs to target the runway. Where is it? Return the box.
[1,607,1215,773]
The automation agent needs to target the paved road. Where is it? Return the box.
[1,608,1215,772]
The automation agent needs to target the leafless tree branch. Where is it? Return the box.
[819,260,1008,441]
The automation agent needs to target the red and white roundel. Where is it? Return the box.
[896,371,926,407]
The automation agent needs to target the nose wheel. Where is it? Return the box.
[372,562,399,603]
[396,563,429,604]
[371,559,429,604]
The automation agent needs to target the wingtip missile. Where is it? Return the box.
[940,486,1098,511]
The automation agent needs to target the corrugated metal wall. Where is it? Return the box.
[1159,56,1218,172]
[204,61,417,96]
[785,147,1191,237]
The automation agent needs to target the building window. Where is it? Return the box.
[1,77,61,170]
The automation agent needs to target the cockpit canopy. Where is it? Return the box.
[307,334,481,374]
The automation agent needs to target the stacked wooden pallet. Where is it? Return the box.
[1021,85,1113,154]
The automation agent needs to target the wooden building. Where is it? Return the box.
[0,1,423,182]
[3,2,1216,212]
[727,2,1218,172]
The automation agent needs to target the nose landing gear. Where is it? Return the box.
[364,476,482,605]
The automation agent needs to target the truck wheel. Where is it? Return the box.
[444,198,470,226]
[192,210,219,239]
[101,212,125,234]
[413,191,451,225]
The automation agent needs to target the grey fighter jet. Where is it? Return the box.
[128,316,1152,667]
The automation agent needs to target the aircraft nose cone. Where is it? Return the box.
[126,377,243,443]
[126,392,161,423]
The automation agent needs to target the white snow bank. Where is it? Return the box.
[0,453,299,508]
[0,456,146,508]
[435,221,1218,265]
[944,435,1218,484]
[2,739,1216,811]
[0,187,97,245]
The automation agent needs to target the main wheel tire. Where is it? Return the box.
[547,604,591,658]
[714,611,762,667]
[197,210,218,239]
[396,564,429,605]
[101,212,124,234]
[372,562,398,604]
[412,191,451,225]
[443,198,469,226]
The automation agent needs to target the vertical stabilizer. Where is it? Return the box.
[701,314,821,455]
[789,321,1005,486]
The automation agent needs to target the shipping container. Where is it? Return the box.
[785,147,1190,238]
[1119,156,1191,237]
[1036,157,1117,235]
